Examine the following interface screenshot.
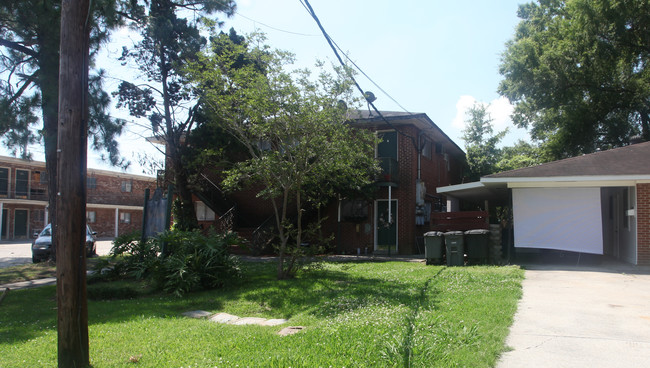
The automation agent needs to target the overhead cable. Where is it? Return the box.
[299,0,419,151]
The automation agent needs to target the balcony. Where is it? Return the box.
[376,157,399,187]
[0,188,48,202]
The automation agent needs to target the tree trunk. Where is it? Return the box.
[641,110,650,142]
[173,156,198,231]
[275,189,289,279]
[56,0,90,366]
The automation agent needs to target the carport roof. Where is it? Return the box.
[437,141,650,205]
[487,141,650,178]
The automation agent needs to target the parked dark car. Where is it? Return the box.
[31,223,97,263]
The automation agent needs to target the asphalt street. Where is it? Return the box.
[0,239,114,268]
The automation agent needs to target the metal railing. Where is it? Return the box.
[215,205,236,233]
[0,189,48,201]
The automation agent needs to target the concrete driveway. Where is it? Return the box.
[498,261,650,368]
[0,239,114,268]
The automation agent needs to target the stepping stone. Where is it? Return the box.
[209,312,240,324]
[230,317,267,325]
[278,326,305,336]
[261,319,288,326]
[182,310,213,319]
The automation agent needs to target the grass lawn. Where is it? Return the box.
[0,260,523,367]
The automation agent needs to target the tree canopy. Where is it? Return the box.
[462,104,507,181]
[0,0,127,163]
[190,34,379,279]
[112,0,236,230]
[499,0,650,159]
[1,0,129,261]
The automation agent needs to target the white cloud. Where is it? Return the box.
[488,96,514,131]
[451,95,479,129]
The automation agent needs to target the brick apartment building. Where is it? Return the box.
[0,155,156,240]
[193,111,466,256]
[320,111,465,255]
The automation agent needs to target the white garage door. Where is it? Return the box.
[513,187,603,254]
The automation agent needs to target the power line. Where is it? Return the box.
[329,40,412,114]
[299,0,419,151]
[235,12,319,37]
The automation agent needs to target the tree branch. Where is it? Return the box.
[0,37,38,57]
[7,72,37,105]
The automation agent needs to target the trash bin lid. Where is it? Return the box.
[424,231,443,236]
[443,231,464,236]
[464,229,490,235]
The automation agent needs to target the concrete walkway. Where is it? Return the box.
[498,261,650,368]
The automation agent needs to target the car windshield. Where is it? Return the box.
[40,227,51,237]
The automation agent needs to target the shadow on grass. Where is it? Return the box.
[237,262,443,321]
[0,260,443,346]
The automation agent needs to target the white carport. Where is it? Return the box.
[437,142,650,265]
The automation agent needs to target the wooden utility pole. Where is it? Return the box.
[56,0,91,366]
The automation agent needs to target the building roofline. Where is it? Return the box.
[0,155,156,181]
[347,110,465,158]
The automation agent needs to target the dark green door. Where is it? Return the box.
[376,200,397,252]
[14,209,28,238]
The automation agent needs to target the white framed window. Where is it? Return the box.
[86,211,96,223]
[195,202,215,221]
[87,177,97,189]
[119,212,131,224]
[121,180,132,192]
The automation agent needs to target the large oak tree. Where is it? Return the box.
[499,0,650,159]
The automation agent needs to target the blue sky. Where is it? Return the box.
[227,0,529,143]
[8,0,531,174]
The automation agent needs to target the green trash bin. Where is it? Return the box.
[464,229,490,265]
[444,231,464,266]
[424,231,444,265]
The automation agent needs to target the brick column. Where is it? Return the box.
[637,183,650,265]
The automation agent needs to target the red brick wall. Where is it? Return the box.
[318,125,465,255]
[637,183,650,265]
[0,204,47,239]
[86,170,154,207]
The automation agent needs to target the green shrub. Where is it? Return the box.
[153,229,242,296]
[92,229,242,296]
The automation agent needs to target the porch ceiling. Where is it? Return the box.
[436,181,510,206]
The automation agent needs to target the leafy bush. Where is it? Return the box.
[156,229,243,296]
[92,229,242,296]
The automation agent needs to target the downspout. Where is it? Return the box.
[418,132,424,181]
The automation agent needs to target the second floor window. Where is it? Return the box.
[87,177,96,189]
[0,168,8,196]
[15,169,28,198]
[422,139,432,159]
[121,180,132,192]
